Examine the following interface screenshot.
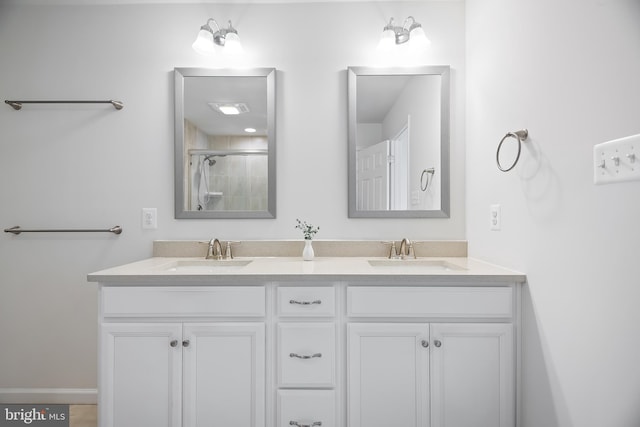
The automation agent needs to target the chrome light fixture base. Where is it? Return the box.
[192,18,242,55]
[379,16,430,49]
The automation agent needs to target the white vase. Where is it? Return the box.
[302,239,315,261]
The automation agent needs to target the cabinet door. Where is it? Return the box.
[430,323,514,427]
[100,323,182,427]
[182,323,265,427]
[348,323,430,427]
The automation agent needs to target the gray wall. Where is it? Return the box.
[0,1,465,399]
[466,1,640,426]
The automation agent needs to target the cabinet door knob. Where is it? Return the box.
[170,340,178,348]
[434,339,442,348]
[289,352,322,359]
[289,299,322,305]
[421,340,429,348]
[290,421,322,427]
[182,340,190,347]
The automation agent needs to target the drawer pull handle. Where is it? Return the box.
[289,299,322,305]
[290,421,322,427]
[421,340,429,348]
[182,340,190,348]
[434,339,442,348]
[170,340,179,348]
[289,352,322,359]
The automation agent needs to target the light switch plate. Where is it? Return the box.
[594,134,640,185]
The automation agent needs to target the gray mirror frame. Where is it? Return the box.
[174,67,276,219]
[347,65,450,218]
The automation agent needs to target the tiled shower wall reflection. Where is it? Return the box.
[208,153,268,211]
[185,121,269,212]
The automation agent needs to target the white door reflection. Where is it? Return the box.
[356,123,410,211]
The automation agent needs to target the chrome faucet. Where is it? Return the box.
[206,238,224,260]
[398,238,416,259]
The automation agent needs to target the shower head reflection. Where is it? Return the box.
[204,155,217,166]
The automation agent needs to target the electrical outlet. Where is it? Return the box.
[490,204,501,231]
[411,190,420,206]
[142,208,157,229]
[594,134,640,185]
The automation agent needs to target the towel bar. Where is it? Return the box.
[4,225,123,235]
[4,100,124,110]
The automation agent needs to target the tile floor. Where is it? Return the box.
[69,405,97,427]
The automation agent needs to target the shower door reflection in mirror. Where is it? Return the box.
[348,66,450,218]
[175,68,276,219]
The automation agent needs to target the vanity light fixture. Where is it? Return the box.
[378,16,431,51]
[192,18,243,55]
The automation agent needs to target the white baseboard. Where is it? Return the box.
[0,388,97,404]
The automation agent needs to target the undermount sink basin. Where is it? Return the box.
[163,259,253,273]
[368,259,465,271]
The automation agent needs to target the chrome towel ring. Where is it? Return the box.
[496,129,528,172]
[420,168,435,191]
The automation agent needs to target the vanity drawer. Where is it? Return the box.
[347,286,513,319]
[278,323,336,388]
[277,286,335,317]
[101,286,265,317]
[277,390,336,427]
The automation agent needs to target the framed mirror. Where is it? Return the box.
[174,67,276,219]
[348,66,450,218]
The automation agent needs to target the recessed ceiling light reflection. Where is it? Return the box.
[208,102,250,115]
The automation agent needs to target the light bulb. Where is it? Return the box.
[377,28,395,51]
[224,32,244,55]
[192,29,215,55]
[409,26,431,51]
[218,105,240,115]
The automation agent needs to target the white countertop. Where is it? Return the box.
[87,256,526,284]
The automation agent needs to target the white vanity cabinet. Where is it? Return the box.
[92,260,523,427]
[99,286,266,427]
[347,286,516,427]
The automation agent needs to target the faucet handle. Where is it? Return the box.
[409,241,426,258]
[408,241,417,259]
[197,240,209,257]
[225,241,241,259]
[381,241,398,259]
